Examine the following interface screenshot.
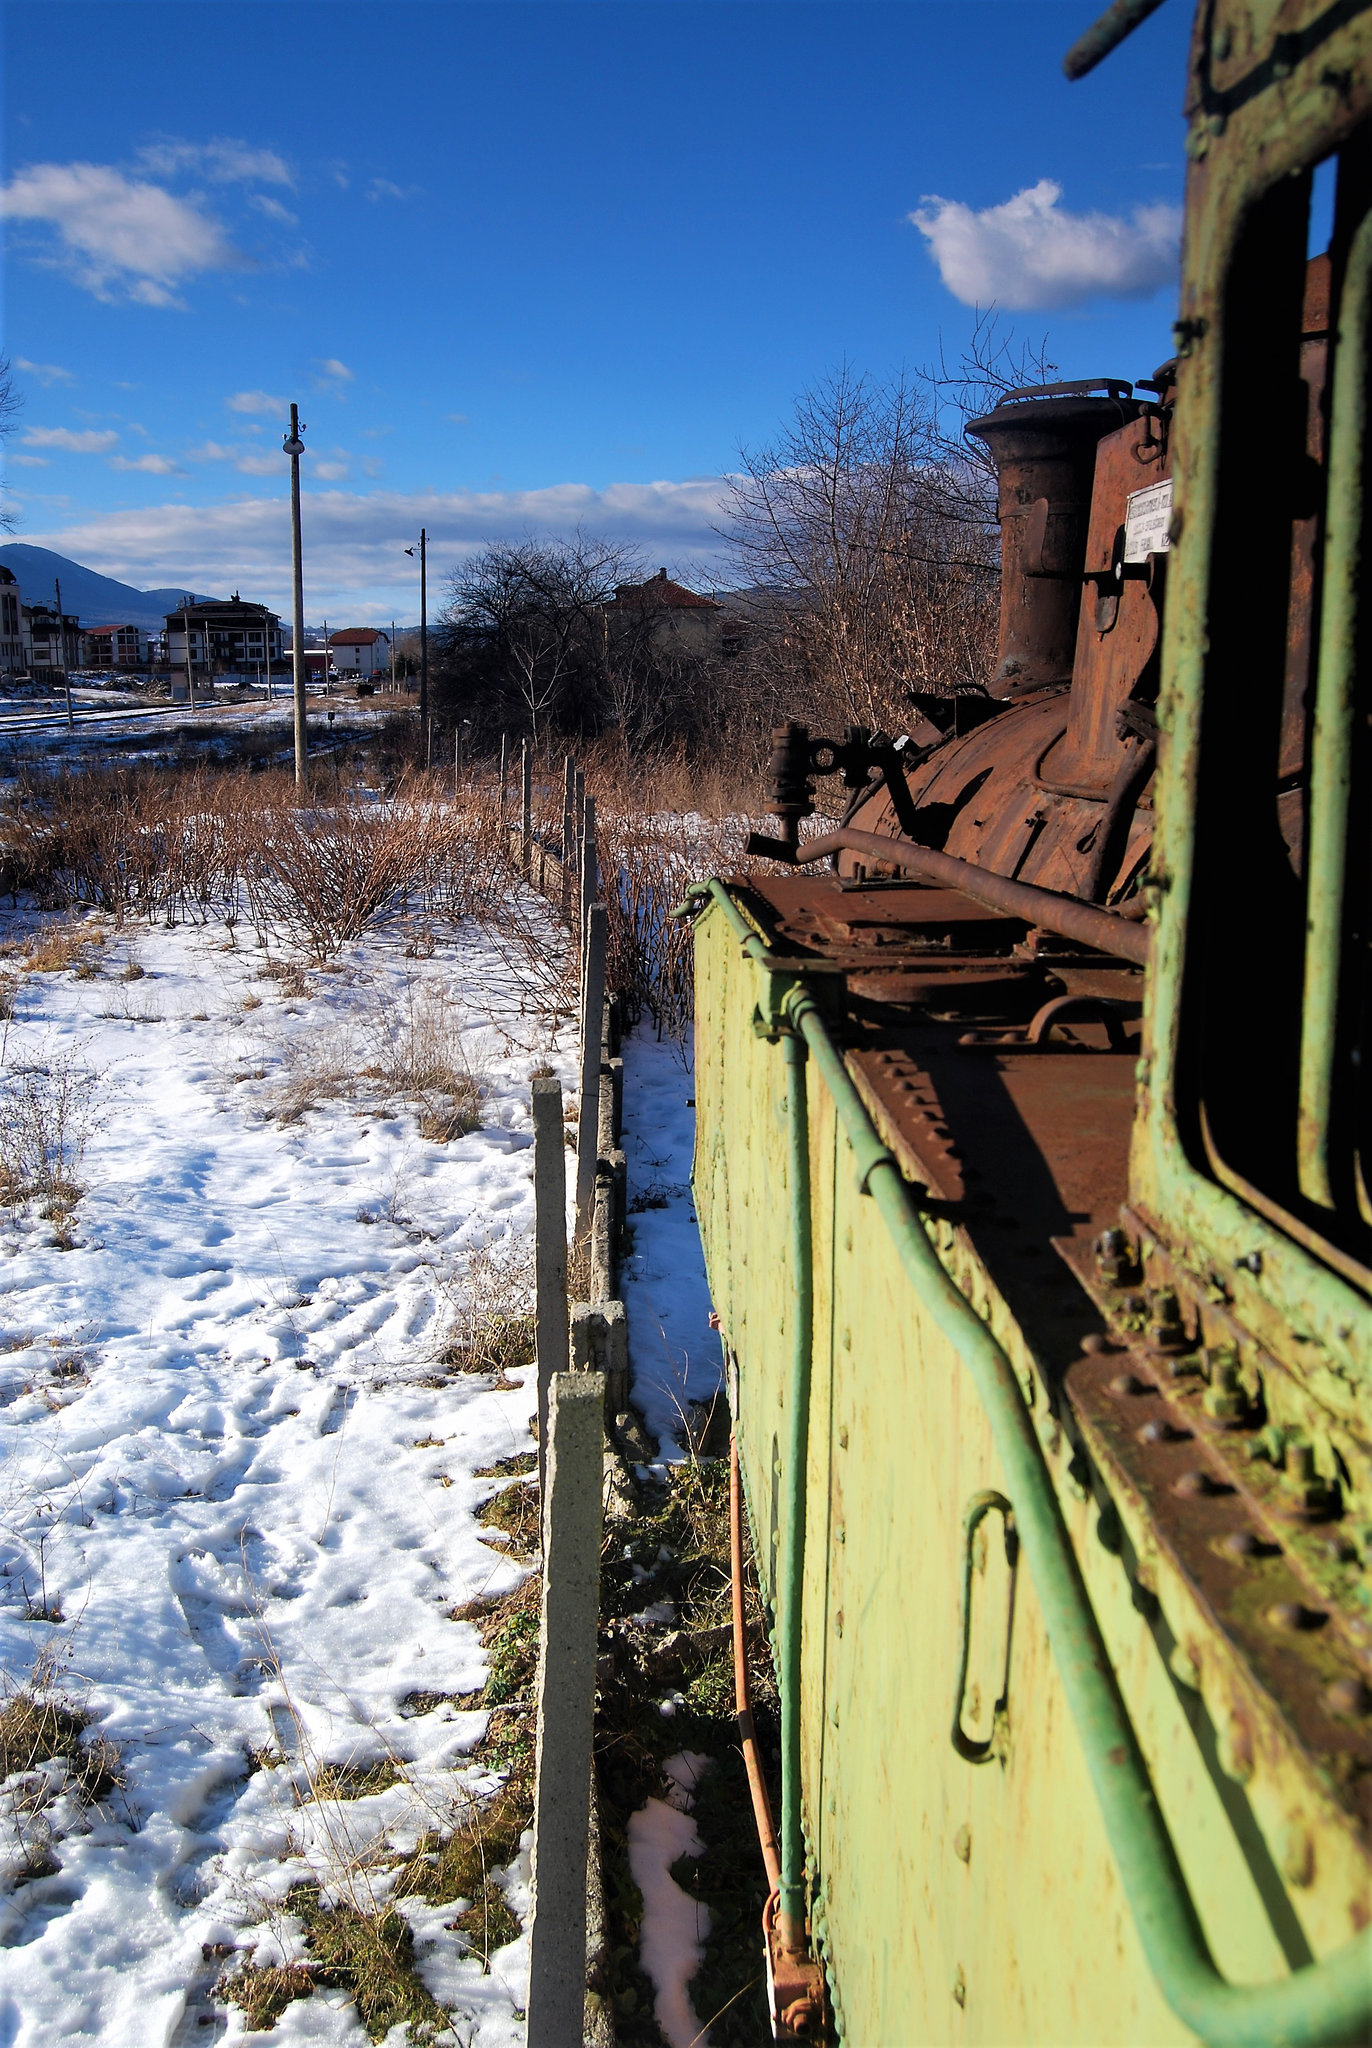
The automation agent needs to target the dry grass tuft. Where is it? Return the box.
[437,1237,535,1378]
[0,1692,87,1779]
[219,1962,316,2033]
[301,1759,404,1804]
[0,1679,125,1805]
[267,978,488,1145]
[416,1087,483,1144]
[258,959,312,999]
[22,924,104,977]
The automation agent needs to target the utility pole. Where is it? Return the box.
[284,403,307,789]
[419,529,428,729]
[54,578,74,730]
[390,619,396,693]
[403,528,428,738]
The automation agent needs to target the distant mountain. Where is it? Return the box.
[0,545,218,629]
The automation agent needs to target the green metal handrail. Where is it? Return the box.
[1296,205,1372,1210]
[688,874,1372,2048]
[778,1029,814,1952]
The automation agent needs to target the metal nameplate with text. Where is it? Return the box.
[1123,477,1173,563]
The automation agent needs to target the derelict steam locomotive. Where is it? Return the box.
[685,0,1372,2040]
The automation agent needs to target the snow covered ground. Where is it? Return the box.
[617,1032,720,1459]
[0,898,578,2045]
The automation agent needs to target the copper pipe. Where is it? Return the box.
[782,826,1150,968]
[731,1430,781,1898]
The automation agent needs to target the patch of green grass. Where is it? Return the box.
[219,1885,450,2041]
[477,1478,540,1554]
[474,1450,536,1480]
[392,1769,530,1969]
[448,1573,541,1791]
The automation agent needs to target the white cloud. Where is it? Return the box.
[314,358,353,386]
[20,478,731,617]
[15,356,74,386]
[9,454,49,467]
[137,138,293,187]
[362,457,384,479]
[189,441,237,461]
[911,179,1181,311]
[110,452,181,474]
[249,194,299,226]
[1,161,234,305]
[314,460,349,480]
[235,453,283,476]
[366,178,413,203]
[225,390,288,417]
[22,425,119,452]
[446,413,470,425]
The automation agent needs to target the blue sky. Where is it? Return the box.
[3,0,1193,623]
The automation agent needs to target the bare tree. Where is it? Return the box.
[719,324,1057,739]
[0,356,23,534]
[925,308,1058,507]
[718,364,998,734]
[435,530,721,748]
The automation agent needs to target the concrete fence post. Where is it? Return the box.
[499,731,509,824]
[561,755,576,923]
[532,1077,569,1495]
[575,904,607,1240]
[569,1301,629,1417]
[521,740,533,873]
[580,793,598,940]
[527,1368,606,2048]
[573,770,586,932]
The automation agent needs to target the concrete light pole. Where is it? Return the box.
[284,403,307,788]
[404,527,428,735]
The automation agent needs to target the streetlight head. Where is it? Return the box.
[283,434,305,455]
[404,546,416,558]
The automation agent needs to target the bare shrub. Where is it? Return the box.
[598,811,739,1036]
[5,764,517,964]
[0,1046,103,1214]
[436,1237,535,1378]
[267,977,487,1143]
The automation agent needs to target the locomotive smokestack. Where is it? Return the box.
[967,381,1141,697]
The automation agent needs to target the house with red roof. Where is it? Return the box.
[81,623,149,670]
[606,567,724,658]
[328,627,391,678]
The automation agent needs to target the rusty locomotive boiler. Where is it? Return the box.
[683,0,1372,2041]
